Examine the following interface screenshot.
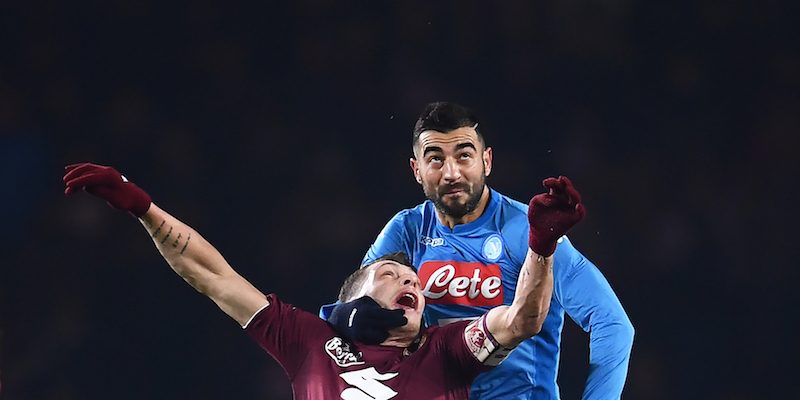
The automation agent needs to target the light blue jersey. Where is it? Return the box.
[361,188,634,400]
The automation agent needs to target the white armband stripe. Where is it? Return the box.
[463,314,515,366]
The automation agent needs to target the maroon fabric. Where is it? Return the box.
[63,163,152,217]
[527,175,587,256]
[246,294,490,400]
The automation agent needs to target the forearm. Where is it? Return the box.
[62,163,266,325]
[139,204,228,292]
[138,203,267,325]
[488,249,553,347]
[554,245,634,399]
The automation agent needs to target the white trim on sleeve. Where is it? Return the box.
[242,300,271,329]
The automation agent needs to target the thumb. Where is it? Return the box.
[373,309,408,328]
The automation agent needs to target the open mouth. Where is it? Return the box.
[396,292,418,310]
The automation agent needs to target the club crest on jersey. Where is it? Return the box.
[420,236,445,247]
[325,337,365,367]
[418,261,504,306]
[465,320,487,353]
[482,234,504,262]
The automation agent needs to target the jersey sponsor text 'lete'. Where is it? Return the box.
[419,261,504,306]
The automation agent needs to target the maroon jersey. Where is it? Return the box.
[245,294,491,400]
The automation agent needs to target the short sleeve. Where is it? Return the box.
[245,294,337,378]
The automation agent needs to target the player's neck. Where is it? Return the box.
[381,326,421,348]
[381,335,416,348]
[436,186,491,229]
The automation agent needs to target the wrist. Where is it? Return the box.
[528,235,557,257]
[126,184,152,217]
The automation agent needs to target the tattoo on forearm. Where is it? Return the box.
[180,233,191,254]
[160,227,173,244]
[148,218,191,254]
[172,233,182,248]
[152,221,165,238]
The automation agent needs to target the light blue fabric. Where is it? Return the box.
[323,188,634,399]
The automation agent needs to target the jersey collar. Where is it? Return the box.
[434,187,499,235]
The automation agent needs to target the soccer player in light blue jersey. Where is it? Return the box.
[326,102,634,399]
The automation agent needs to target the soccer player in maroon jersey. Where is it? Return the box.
[63,162,585,400]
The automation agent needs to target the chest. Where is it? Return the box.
[412,231,523,308]
[294,338,469,400]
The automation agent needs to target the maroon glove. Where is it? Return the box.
[63,163,152,217]
[528,176,586,256]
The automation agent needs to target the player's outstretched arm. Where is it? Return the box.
[485,176,586,348]
[138,204,268,326]
[63,163,268,327]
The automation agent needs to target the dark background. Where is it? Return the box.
[1,1,798,399]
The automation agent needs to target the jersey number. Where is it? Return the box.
[340,367,398,400]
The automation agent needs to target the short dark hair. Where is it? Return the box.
[412,102,486,158]
[337,252,417,302]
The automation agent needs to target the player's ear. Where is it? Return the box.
[410,157,422,184]
[483,147,492,177]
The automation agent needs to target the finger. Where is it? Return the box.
[379,309,408,322]
[85,185,115,199]
[559,176,582,206]
[575,203,587,219]
[376,313,408,329]
[542,177,569,201]
[63,163,107,182]
[65,171,117,190]
[362,328,390,345]
[64,163,97,172]
[529,193,559,209]
[364,307,405,322]
[547,180,570,204]
[541,177,562,190]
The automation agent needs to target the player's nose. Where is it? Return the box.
[401,274,421,288]
[442,158,461,181]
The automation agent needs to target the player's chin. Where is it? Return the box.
[402,308,423,323]
[403,316,423,333]
[441,192,467,204]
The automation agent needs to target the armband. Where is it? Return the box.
[463,314,515,366]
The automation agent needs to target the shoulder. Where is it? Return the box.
[489,189,529,226]
[487,189,530,255]
[245,294,330,334]
[494,190,528,213]
[553,235,582,265]
[394,202,432,224]
[377,202,432,236]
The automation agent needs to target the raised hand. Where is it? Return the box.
[63,163,152,217]
[527,176,586,256]
[327,296,408,345]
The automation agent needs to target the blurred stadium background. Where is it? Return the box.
[0,1,798,399]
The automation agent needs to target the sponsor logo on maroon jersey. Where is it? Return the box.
[419,261,504,306]
[340,368,398,400]
[325,337,364,367]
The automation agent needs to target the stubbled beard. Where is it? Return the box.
[425,180,485,219]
